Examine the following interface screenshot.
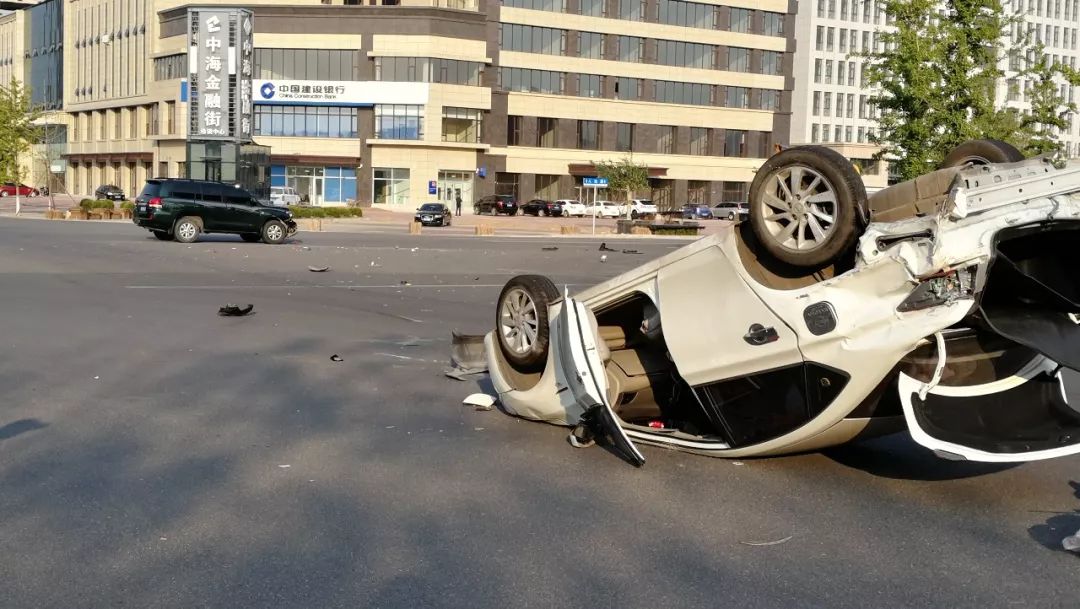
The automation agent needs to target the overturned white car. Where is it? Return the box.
[484,140,1080,466]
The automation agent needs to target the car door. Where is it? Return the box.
[556,295,646,466]
[195,182,231,231]
[222,187,262,232]
[656,243,803,386]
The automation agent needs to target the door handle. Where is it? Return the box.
[744,323,779,346]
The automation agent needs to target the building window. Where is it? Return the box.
[837,61,846,86]
[840,28,848,53]
[375,57,483,86]
[503,0,567,11]
[845,126,853,143]
[578,74,603,97]
[148,105,159,136]
[689,127,708,155]
[760,89,780,111]
[817,0,826,17]
[535,174,560,199]
[814,59,822,83]
[657,40,714,69]
[373,168,410,205]
[857,126,866,143]
[442,107,483,143]
[761,51,783,76]
[616,36,645,62]
[501,24,567,55]
[846,93,854,118]
[727,47,750,72]
[579,0,605,17]
[496,172,520,199]
[112,110,121,140]
[154,54,186,81]
[255,48,361,81]
[813,91,821,116]
[730,8,751,33]
[658,0,714,28]
[537,117,558,147]
[616,122,634,151]
[654,80,712,105]
[811,124,820,143]
[823,92,832,116]
[579,31,604,59]
[508,115,523,145]
[658,126,675,153]
[615,77,642,100]
[499,67,565,94]
[848,61,856,86]
[254,106,359,138]
[834,125,842,142]
[722,181,747,202]
[375,104,424,140]
[828,0,836,17]
[762,12,784,36]
[166,102,176,135]
[827,27,835,51]
[825,60,833,84]
[1007,78,1020,101]
[618,0,645,20]
[816,26,824,51]
[578,120,600,150]
[725,86,750,108]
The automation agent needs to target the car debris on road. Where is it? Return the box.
[218,304,254,317]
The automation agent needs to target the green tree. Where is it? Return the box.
[1014,44,1080,158]
[864,0,1016,180]
[595,156,650,218]
[0,78,42,212]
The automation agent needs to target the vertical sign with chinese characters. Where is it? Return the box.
[187,8,254,141]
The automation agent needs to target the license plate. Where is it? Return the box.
[422,215,432,221]
[138,205,146,212]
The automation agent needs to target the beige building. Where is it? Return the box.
[2,0,796,209]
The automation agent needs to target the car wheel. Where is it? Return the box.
[496,275,560,371]
[240,233,262,242]
[152,230,173,241]
[749,145,866,268]
[173,217,202,244]
[940,139,1025,169]
[728,212,736,221]
[262,219,287,244]
[31,190,39,197]
[631,211,640,219]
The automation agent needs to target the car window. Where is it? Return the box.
[420,204,442,211]
[224,186,253,205]
[200,183,225,203]
[138,182,162,198]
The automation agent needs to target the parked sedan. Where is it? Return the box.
[415,202,452,226]
[0,183,38,197]
[681,204,713,220]
[558,199,587,217]
[587,201,623,218]
[521,199,563,217]
[475,195,518,215]
[95,184,126,201]
[711,201,749,221]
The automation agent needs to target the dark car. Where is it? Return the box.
[521,199,563,217]
[95,184,126,201]
[475,194,518,216]
[681,204,713,220]
[415,202,452,226]
[133,179,297,244]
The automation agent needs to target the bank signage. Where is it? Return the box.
[187,8,254,141]
[254,80,429,107]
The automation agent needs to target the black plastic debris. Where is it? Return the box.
[218,304,254,317]
[599,242,617,252]
[400,280,412,286]
[330,354,343,362]
[622,249,641,254]
[542,246,559,251]
[308,266,330,272]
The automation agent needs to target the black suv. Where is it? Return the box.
[133,179,297,244]
[474,195,518,215]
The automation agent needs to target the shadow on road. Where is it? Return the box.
[1028,481,1080,551]
[823,433,1019,481]
[0,418,47,442]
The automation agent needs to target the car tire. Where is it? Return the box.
[152,230,172,241]
[940,139,1025,169]
[262,219,288,244]
[749,145,866,269]
[241,233,262,243]
[728,212,736,221]
[31,190,39,197]
[173,217,202,244]
[496,274,560,371]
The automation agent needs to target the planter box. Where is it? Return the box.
[409,221,423,235]
[115,209,132,219]
[86,210,106,220]
[45,209,65,220]
[67,208,87,220]
[474,225,495,236]
[560,225,579,235]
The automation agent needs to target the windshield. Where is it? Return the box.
[419,204,443,211]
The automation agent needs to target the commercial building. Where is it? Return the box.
[0,0,796,210]
[790,0,1080,191]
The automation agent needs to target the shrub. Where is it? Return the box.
[287,206,363,219]
[79,199,116,211]
[119,201,135,210]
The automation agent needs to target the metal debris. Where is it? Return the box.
[330,354,344,362]
[308,265,330,272]
[542,246,559,251]
[599,242,616,251]
[464,393,496,410]
[740,536,793,547]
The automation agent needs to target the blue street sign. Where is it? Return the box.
[428,180,437,195]
[582,177,608,187]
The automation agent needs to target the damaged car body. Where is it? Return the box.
[484,141,1080,466]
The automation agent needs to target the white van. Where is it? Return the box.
[269,186,301,207]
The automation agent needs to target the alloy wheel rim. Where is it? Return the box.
[267,224,283,241]
[178,223,197,240]
[499,288,539,355]
[760,165,838,252]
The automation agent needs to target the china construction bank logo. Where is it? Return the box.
[260,82,276,100]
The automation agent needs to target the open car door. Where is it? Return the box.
[557,294,646,467]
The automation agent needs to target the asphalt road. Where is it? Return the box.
[0,218,1077,609]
